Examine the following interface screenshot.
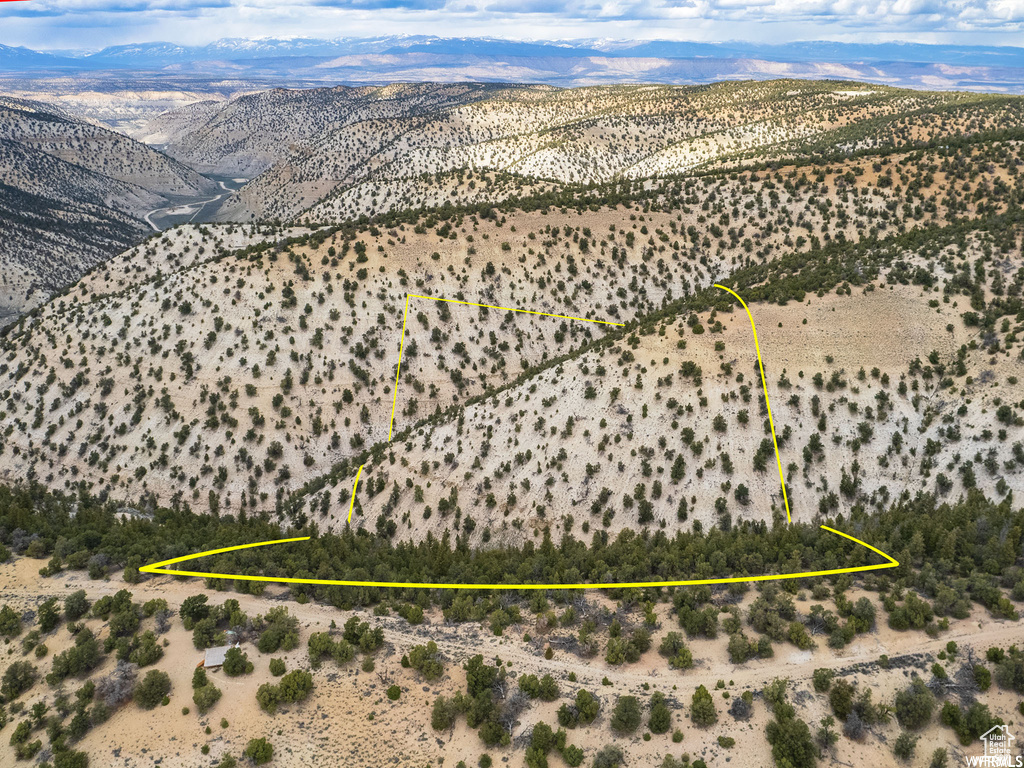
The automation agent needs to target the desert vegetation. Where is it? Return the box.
[0,77,1022,768]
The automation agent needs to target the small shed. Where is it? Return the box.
[202,644,235,669]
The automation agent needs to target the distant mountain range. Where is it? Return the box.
[2,36,1024,91]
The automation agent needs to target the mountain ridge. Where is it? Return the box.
[4,37,1024,92]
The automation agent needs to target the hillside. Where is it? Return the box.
[0,97,219,320]
[0,96,215,199]
[0,75,1023,768]
[148,82,519,179]
[0,122,1021,536]
[140,80,1024,226]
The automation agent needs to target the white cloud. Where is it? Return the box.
[1,0,1023,50]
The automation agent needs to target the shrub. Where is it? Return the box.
[519,673,559,701]
[431,695,458,731]
[593,745,625,768]
[843,710,865,740]
[134,670,171,710]
[1,661,37,700]
[893,732,918,761]
[244,737,274,765]
[38,597,61,633]
[256,683,280,714]
[0,605,22,637]
[407,641,443,680]
[812,668,834,693]
[128,631,163,667]
[341,615,383,654]
[659,631,693,669]
[257,607,300,654]
[269,658,286,677]
[192,617,220,650]
[611,695,642,734]
[223,647,254,677]
[941,701,1001,745]
[828,678,855,720]
[649,692,671,734]
[559,688,600,728]
[258,670,314,714]
[529,721,559,754]
[727,632,756,664]
[994,650,1024,693]
[563,744,584,767]
[96,660,138,708]
[387,685,401,701]
[766,711,816,768]
[193,682,222,714]
[179,594,210,627]
[63,591,90,622]
[894,678,935,730]
[972,665,991,691]
[729,695,753,721]
[691,685,717,727]
[47,628,102,685]
[54,750,89,768]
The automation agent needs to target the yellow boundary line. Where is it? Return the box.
[714,284,792,523]
[141,286,900,589]
[138,525,898,589]
[347,464,364,524]
[387,292,624,440]
[409,294,626,327]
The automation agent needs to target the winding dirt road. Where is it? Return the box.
[143,179,234,231]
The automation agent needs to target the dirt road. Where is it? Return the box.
[3,557,1019,695]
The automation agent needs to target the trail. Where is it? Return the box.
[2,557,1020,697]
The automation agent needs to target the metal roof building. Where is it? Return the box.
[203,646,231,668]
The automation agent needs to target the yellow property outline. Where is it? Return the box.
[714,284,792,523]
[346,464,364,524]
[388,293,625,440]
[140,287,900,589]
[139,525,897,588]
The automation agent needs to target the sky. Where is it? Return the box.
[2,0,1024,52]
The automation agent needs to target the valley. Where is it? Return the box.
[142,178,247,232]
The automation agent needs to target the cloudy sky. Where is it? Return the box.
[2,0,1024,51]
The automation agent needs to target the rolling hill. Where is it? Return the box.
[1,90,1022,543]
[0,75,1023,768]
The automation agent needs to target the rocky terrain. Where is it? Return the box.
[142,82,514,179]
[0,75,244,136]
